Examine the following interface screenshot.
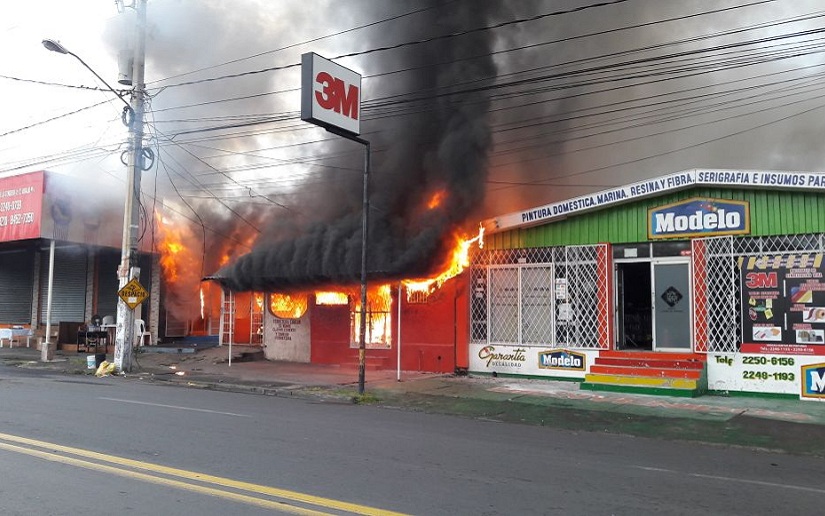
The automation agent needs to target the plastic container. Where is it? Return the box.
[86,355,96,369]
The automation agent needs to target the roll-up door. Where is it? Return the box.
[96,250,121,320]
[39,247,88,324]
[0,249,35,324]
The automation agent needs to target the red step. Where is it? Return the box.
[589,364,704,379]
[598,350,705,362]
[594,357,705,369]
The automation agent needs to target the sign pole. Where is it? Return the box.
[299,53,367,393]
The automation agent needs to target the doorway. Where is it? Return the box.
[616,259,692,351]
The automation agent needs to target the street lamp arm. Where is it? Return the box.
[42,39,134,116]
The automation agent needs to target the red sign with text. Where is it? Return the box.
[0,171,44,242]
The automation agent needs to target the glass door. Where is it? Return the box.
[652,260,692,351]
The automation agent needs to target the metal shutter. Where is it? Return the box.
[95,250,121,321]
[0,249,35,323]
[39,247,88,324]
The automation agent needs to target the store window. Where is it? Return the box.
[268,293,308,319]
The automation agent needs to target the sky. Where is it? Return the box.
[3,0,825,291]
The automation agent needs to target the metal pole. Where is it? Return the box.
[41,240,56,362]
[357,141,370,395]
[397,283,402,382]
[114,0,147,373]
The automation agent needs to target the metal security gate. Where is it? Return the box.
[95,250,120,320]
[38,247,88,324]
[692,233,825,353]
[0,249,35,323]
[471,244,610,349]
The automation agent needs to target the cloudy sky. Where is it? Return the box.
[3,0,825,286]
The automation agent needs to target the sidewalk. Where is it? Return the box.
[2,345,825,457]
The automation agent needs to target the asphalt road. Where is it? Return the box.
[1,364,823,515]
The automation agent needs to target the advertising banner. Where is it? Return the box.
[739,253,825,355]
[469,343,594,379]
[0,171,44,242]
[707,353,824,395]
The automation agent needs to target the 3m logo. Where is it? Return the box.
[301,52,361,136]
[745,272,778,289]
[314,72,359,121]
[801,362,825,400]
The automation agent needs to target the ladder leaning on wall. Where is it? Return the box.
[219,289,235,346]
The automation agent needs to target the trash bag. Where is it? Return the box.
[95,361,116,377]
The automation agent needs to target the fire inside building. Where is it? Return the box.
[201,168,825,402]
[4,167,824,401]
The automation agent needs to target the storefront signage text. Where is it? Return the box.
[0,171,43,242]
[491,169,825,232]
[478,345,526,368]
[538,349,585,371]
[648,198,750,239]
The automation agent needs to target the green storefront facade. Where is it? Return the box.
[468,169,825,399]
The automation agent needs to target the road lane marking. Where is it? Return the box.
[0,441,327,515]
[0,432,408,516]
[633,465,825,495]
[98,397,252,417]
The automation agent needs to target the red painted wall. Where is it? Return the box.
[304,275,470,373]
[398,281,452,372]
[310,303,351,364]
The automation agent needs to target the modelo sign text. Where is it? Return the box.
[538,349,586,371]
[648,197,750,239]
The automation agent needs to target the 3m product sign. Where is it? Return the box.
[648,197,750,239]
[118,278,149,310]
[301,52,361,136]
[739,253,825,356]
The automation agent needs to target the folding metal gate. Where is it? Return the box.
[471,244,610,349]
[692,233,825,354]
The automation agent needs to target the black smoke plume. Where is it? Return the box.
[213,2,498,292]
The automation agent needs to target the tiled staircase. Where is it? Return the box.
[581,351,707,397]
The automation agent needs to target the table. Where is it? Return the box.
[0,328,32,348]
[77,330,109,353]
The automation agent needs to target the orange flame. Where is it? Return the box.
[427,190,446,209]
[403,224,484,300]
[155,214,192,284]
[269,293,308,319]
[316,291,349,305]
[353,284,393,347]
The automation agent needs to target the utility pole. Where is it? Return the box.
[114,0,147,372]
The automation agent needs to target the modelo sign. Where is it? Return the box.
[301,52,361,136]
[801,362,825,401]
[538,349,586,371]
[648,197,750,239]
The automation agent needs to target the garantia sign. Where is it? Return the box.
[301,52,361,136]
[648,197,749,239]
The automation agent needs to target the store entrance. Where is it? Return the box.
[616,259,692,351]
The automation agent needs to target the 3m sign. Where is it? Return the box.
[301,52,361,136]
